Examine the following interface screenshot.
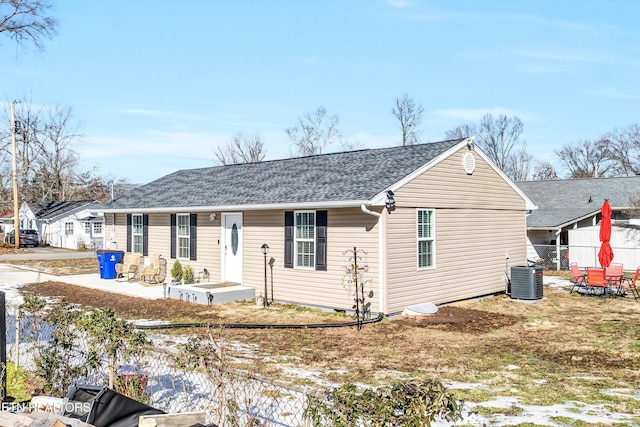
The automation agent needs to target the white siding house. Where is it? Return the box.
[20,201,105,250]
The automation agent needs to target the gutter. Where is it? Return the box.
[102,200,379,214]
[360,204,386,314]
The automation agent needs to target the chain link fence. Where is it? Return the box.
[4,299,321,427]
[529,244,640,271]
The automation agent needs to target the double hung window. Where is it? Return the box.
[132,214,144,253]
[417,209,435,268]
[295,211,315,268]
[176,214,190,259]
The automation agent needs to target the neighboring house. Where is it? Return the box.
[102,138,535,315]
[516,176,640,269]
[20,201,106,250]
[0,209,14,242]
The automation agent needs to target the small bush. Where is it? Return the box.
[171,260,183,281]
[305,380,464,427]
[7,362,44,402]
[183,265,194,283]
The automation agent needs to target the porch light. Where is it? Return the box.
[385,190,395,210]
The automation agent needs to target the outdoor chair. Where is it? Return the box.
[605,264,624,288]
[115,252,142,282]
[569,262,586,294]
[141,254,167,284]
[620,267,640,301]
[585,268,610,298]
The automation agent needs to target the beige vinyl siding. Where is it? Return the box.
[108,213,221,280]
[241,208,380,312]
[387,208,526,313]
[386,147,528,314]
[398,147,524,210]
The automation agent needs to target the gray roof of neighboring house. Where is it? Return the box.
[105,139,467,211]
[516,176,640,229]
[30,201,102,220]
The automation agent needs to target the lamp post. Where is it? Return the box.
[261,243,269,308]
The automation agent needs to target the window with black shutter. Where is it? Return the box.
[284,210,327,270]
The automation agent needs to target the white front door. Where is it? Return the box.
[223,213,243,283]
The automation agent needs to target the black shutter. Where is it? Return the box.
[142,214,149,256]
[315,210,327,271]
[284,211,294,268]
[170,214,176,259]
[126,214,132,252]
[190,213,197,261]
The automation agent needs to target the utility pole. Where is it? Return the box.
[10,101,19,249]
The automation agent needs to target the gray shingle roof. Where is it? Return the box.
[516,176,640,229]
[31,201,101,220]
[106,139,466,211]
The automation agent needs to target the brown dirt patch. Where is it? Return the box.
[392,306,521,333]
[19,281,517,333]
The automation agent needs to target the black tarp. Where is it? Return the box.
[62,384,165,427]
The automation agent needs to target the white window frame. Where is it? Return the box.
[93,222,103,235]
[417,209,435,269]
[132,214,144,254]
[176,213,190,260]
[294,210,315,269]
[84,222,91,234]
[64,222,74,237]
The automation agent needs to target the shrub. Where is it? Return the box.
[183,265,194,283]
[171,260,183,281]
[305,380,464,427]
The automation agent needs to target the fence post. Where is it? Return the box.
[14,308,19,369]
[0,291,6,401]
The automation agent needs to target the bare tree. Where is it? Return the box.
[605,124,640,176]
[0,99,82,202]
[555,139,612,178]
[445,123,476,141]
[505,142,532,182]
[0,0,57,50]
[31,105,82,200]
[392,93,424,146]
[286,107,342,156]
[215,133,266,165]
[445,113,531,181]
[531,161,558,181]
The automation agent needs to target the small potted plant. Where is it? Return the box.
[183,265,194,284]
[171,260,183,285]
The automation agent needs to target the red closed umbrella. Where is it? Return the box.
[598,200,614,268]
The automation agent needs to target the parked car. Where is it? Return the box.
[6,229,39,247]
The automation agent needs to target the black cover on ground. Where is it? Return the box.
[62,384,165,427]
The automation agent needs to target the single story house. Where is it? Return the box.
[20,201,106,250]
[102,138,536,315]
[516,176,640,269]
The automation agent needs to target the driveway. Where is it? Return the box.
[0,246,98,261]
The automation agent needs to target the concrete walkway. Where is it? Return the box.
[0,263,165,301]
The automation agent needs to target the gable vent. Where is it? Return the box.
[463,152,476,174]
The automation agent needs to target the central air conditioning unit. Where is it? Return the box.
[510,266,544,300]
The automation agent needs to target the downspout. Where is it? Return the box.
[361,205,385,314]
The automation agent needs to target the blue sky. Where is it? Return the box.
[5,0,640,184]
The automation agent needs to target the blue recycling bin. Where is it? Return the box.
[96,250,124,279]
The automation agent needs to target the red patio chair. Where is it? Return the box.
[586,268,609,298]
[605,264,624,290]
[569,262,586,294]
[620,267,640,300]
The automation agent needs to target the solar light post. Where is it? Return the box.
[261,244,269,308]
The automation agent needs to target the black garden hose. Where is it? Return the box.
[135,311,384,330]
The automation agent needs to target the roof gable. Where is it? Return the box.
[106,139,474,211]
